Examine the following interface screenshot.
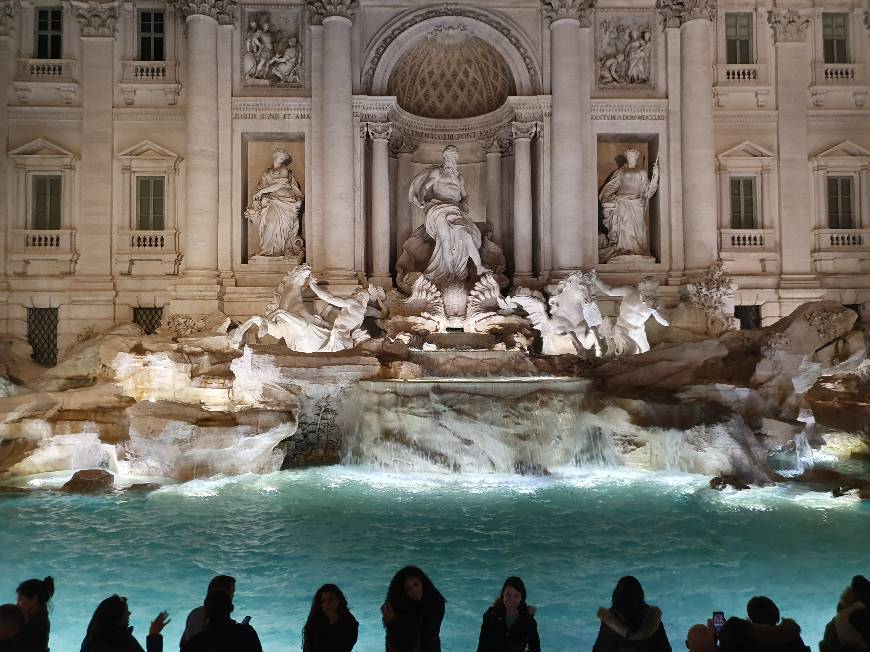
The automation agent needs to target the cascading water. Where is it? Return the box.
[794,432,814,474]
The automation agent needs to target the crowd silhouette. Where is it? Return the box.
[0,572,867,652]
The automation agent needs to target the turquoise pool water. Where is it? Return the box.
[1,467,868,652]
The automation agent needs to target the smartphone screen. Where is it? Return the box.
[712,611,725,633]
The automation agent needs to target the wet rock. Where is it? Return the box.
[60,469,114,493]
[514,460,551,476]
[0,485,31,494]
[125,483,160,493]
[385,361,424,380]
[793,468,870,498]
[709,475,751,491]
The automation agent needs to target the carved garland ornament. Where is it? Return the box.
[176,0,237,25]
[0,0,16,37]
[362,5,541,95]
[542,0,594,27]
[767,8,810,44]
[656,0,716,28]
[66,0,119,37]
[306,0,357,25]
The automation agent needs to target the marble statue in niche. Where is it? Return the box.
[244,147,305,260]
[399,145,491,286]
[597,15,653,87]
[598,148,659,263]
[242,11,302,86]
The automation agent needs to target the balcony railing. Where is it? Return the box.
[11,229,75,254]
[719,229,776,251]
[16,58,76,82]
[715,63,768,86]
[814,228,870,251]
[120,60,177,84]
[118,230,178,253]
[813,63,865,85]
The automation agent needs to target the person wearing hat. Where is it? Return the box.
[820,575,870,652]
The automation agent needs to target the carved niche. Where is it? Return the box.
[595,9,655,90]
[241,6,303,87]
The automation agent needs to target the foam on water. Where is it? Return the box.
[1,466,867,652]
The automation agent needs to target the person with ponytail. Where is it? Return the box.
[592,576,671,652]
[15,577,54,652]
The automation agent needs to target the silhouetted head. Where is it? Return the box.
[204,590,234,624]
[206,575,236,599]
[0,604,25,641]
[839,575,870,611]
[747,596,780,626]
[611,576,647,630]
[16,577,54,616]
[82,595,130,646]
[303,584,352,651]
[492,576,529,616]
[386,566,445,613]
[686,624,715,652]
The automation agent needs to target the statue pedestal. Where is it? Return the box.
[247,255,304,269]
[601,254,657,268]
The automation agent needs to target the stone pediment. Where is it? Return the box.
[717,140,775,160]
[115,140,181,162]
[814,140,870,160]
[9,137,78,161]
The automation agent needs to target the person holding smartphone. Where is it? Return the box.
[180,591,262,652]
[80,595,169,652]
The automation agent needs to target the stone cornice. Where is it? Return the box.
[542,0,594,27]
[176,0,236,25]
[0,0,17,37]
[66,0,119,37]
[657,0,715,27]
[389,132,418,156]
[306,0,356,25]
[767,8,810,43]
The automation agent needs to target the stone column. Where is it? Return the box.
[309,0,357,286]
[481,135,505,246]
[543,0,593,275]
[367,122,393,288]
[0,1,15,301]
[511,122,537,282]
[69,0,118,330]
[769,9,817,292]
[660,0,718,274]
[392,135,417,261]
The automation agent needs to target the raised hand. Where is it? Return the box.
[149,611,171,636]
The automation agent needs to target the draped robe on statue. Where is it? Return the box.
[599,165,657,259]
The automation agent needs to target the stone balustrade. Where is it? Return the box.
[715,63,767,85]
[814,62,864,85]
[120,230,178,252]
[121,60,177,83]
[719,229,776,251]
[12,229,75,253]
[16,58,76,81]
[815,229,869,250]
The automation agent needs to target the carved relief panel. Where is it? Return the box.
[595,9,656,90]
[241,6,304,87]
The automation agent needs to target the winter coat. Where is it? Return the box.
[180,620,263,652]
[592,606,672,652]
[19,609,50,652]
[720,617,810,652]
[303,614,359,652]
[820,603,868,652]
[80,628,162,652]
[385,597,445,652]
[477,606,541,652]
[0,634,28,652]
[180,606,208,646]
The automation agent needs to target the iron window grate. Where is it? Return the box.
[27,307,58,367]
[133,307,163,335]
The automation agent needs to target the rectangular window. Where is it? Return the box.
[27,307,58,367]
[822,13,849,64]
[827,176,854,229]
[137,176,165,230]
[138,10,165,61]
[730,177,756,229]
[35,7,62,59]
[725,13,754,64]
[31,175,62,230]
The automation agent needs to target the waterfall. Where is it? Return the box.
[794,432,814,474]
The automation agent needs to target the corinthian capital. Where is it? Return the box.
[510,122,538,141]
[767,8,810,43]
[0,0,17,37]
[657,0,715,27]
[307,0,357,25]
[66,0,119,37]
[176,0,237,25]
[366,121,393,141]
[542,0,594,27]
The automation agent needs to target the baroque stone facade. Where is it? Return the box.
[1,0,870,357]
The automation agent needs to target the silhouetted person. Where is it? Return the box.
[592,576,671,652]
[720,596,810,652]
[477,576,540,652]
[302,584,359,652]
[80,595,169,652]
[0,604,26,652]
[381,566,446,652]
[181,576,236,646]
[821,576,870,652]
[15,577,54,652]
[685,624,715,652]
[180,591,262,652]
